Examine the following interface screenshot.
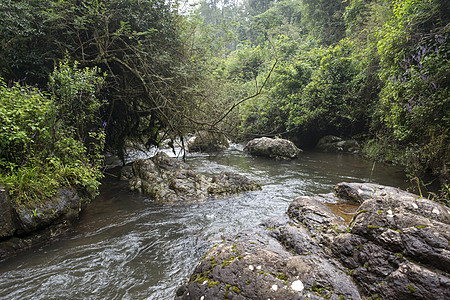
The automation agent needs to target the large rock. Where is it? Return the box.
[0,186,92,260]
[331,183,450,299]
[187,131,229,152]
[129,152,260,202]
[177,183,450,299]
[315,135,360,154]
[244,137,302,160]
[0,186,18,238]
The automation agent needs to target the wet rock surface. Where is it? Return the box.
[244,137,302,160]
[128,152,260,202]
[315,135,360,154]
[0,187,92,260]
[177,182,450,299]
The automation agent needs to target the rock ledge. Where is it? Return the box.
[176,182,450,299]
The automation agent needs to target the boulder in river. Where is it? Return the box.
[0,186,93,260]
[129,152,260,202]
[176,182,450,299]
[244,137,302,160]
[187,131,230,153]
[315,135,360,154]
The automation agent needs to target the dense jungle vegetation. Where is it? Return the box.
[0,0,449,204]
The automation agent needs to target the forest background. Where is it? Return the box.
[0,0,449,205]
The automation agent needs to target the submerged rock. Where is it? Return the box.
[177,182,450,299]
[244,137,302,160]
[187,131,230,152]
[129,152,260,202]
[315,135,360,154]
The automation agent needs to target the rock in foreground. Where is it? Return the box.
[244,137,302,160]
[129,152,260,202]
[176,183,450,299]
[0,187,92,260]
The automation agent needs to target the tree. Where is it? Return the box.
[376,0,450,183]
[0,0,196,162]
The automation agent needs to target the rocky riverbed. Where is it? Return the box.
[176,182,450,299]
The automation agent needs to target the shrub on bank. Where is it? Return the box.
[0,60,105,206]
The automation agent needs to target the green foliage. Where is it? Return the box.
[287,40,363,138]
[0,0,192,161]
[0,61,105,205]
[376,0,450,182]
[0,80,53,168]
[301,0,347,45]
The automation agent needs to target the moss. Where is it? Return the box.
[407,285,416,294]
[231,286,242,294]
[276,272,288,281]
[376,210,383,214]
[245,280,251,285]
[221,256,236,268]
[415,225,427,229]
[367,225,380,229]
[338,295,344,300]
[210,257,218,267]
[312,285,325,294]
[193,275,220,288]
[354,209,369,218]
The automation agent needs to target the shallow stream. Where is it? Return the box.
[0,145,412,299]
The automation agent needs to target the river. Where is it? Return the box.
[0,144,412,299]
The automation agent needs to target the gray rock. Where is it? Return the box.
[13,188,86,235]
[0,187,92,260]
[334,182,419,204]
[315,135,360,154]
[176,196,361,300]
[0,186,18,238]
[332,182,450,299]
[119,165,133,181]
[178,182,450,299]
[187,131,229,152]
[129,152,260,202]
[244,137,302,160]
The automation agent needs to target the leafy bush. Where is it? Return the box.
[376,0,450,182]
[0,61,105,205]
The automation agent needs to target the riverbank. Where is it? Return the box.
[0,186,94,261]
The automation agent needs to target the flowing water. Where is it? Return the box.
[0,145,412,299]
